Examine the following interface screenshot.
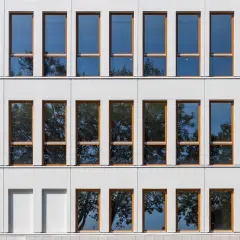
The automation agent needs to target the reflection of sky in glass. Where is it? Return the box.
[145,210,165,230]
[10,57,33,76]
[177,57,199,76]
[81,212,98,230]
[210,57,232,76]
[144,57,166,76]
[77,57,100,76]
[110,57,133,76]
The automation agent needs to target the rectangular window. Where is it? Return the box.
[143,13,167,76]
[9,102,33,165]
[77,13,100,76]
[76,190,100,231]
[76,102,100,165]
[210,13,233,76]
[177,13,200,76]
[110,101,133,165]
[110,13,133,76]
[143,101,167,165]
[210,101,233,165]
[43,101,66,165]
[43,13,67,76]
[143,190,166,231]
[176,190,200,231]
[10,13,33,76]
[210,189,233,231]
[110,189,133,231]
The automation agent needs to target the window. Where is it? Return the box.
[177,102,200,165]
[110,13,133,76]
[176,190,200,231]
[210,13,233,76]
[143,13,166,76]
[43,101,66,165]
[143,190,166,231]
[43,13,67,76]
[9,102,33,165]
[76,102,100,165]
[10,13,33,76]
[77,14,100,76]
[143,101,167,165]
[210,189,233,231]
[110,189,133,231]
[76,190,100,231]
[110,101,133,165]
[177,13,200,76]
[210,101,233,165]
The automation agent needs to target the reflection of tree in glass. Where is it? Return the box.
[11,57,33,76]
[44,57,66,76]
[110,65,132,76]
[144,58,165,76]
[110,145,132,164]
[211,123,231,141]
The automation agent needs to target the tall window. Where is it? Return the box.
[143,101,167,165]
[76,102,100,165]
[110,101,133,165]
[143,13,166,76]
[77,14,100,76]
[177,13,200,76]
[210,101,233,165]
[10,13,33,76]
[43,14,67,76]
[9,102,33,165]
[210,13,233,76]
[110,13,133,76]
[43,101,66,165]
[177,102,200,165]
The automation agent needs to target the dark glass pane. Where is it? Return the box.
[177,15,199,53]
[210,57,232,76]
[44,57,66,76]
[177,145,199,165]
[10,146,32,165]
[44,103,65,142]
[45,15,66,54]
[77,191,99,231]
[211,14,232,53]
[111,191,132,231]
[11,102,32,141]
[211,102,232,141]
[78,15,99,54]
[77,146,99,165]
[110,145,132,165]
[210,145,232,165]
[177,191,199,231]
[44,146,66,164]
[144,146,166,165]
[177,57,199,76]
[77,57,100,76]
[144,57,166,76]
[10,57,33,76]
[178,103,199,142]
[211,191,232,230]
[111,15,132,53]
[144,15,165,53]
[110,57,133,76]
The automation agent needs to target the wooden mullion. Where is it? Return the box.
[77,141,100,146]
[144,141,166,146]
[210,141,232,146]
[111,141,133,146]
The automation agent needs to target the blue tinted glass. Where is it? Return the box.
[210,145,232,165]
[111,15,132,53]
[10,57,33,76]
[77,146,99,165]
[11,15,32,53]
[211,14,232,53]
[77,57,99,76]
[44,57,66,76]
[177,145,199,165]
[110,57,133,76]
[78,15,99,54]
[144,57,166,76]
[210,57,232,76]
[177,57,199,76]
[45,15,66,54]
[178,15,199,53]
[144,15,165,53]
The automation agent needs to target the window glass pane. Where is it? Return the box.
[110,145,132,165]
[77,146,99,165]
[110,57,133,76]
[44,145,66,165]
[44,57,66,76]
[77,191,99,231]
[144,146,166,165]
[210,57,232,76]
[177,145,199,165]
[210,145,232,165]
[177,57,199,76]
[10,146,32,165]
[77,57,100,76]
[10,57,33,76]
[144,57,166,76]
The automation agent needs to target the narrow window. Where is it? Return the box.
[10,13,33,76]
[210,101,233,165]
[76,102,100,165]
[76,190,100,231]
[143,13,166,76]
[143,101,167,165]
[110,101,133,165]
[43,101,66,165]
[43,14,67,76]
[210,13,233,76]
[77,14,100,76]
[110,190,133,231]
[10,102,33,165]
[177,13,200,76]
[143,190,166,231]
[110,13,133,76]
